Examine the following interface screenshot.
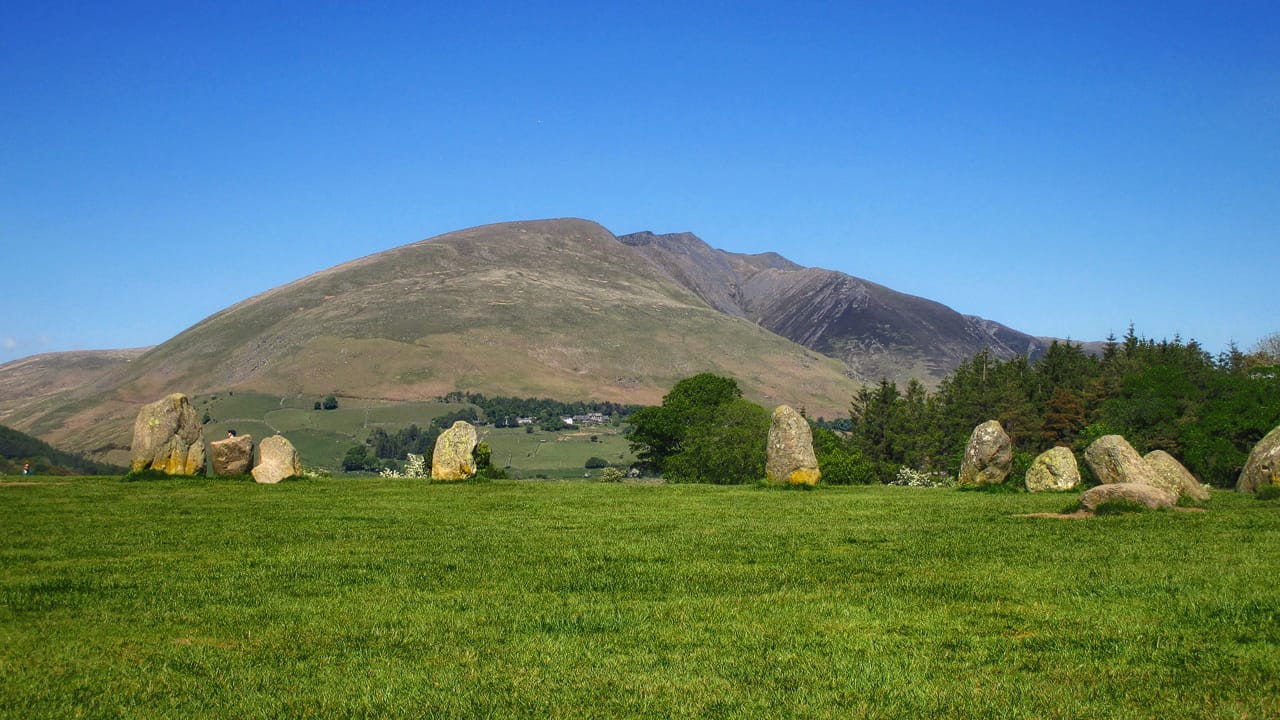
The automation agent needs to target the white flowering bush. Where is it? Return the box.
[888,467,954,488]
[380,453,429,479]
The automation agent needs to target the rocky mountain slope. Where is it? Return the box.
[621,231,1047,381]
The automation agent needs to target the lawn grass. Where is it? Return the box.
[1,479,1276,718]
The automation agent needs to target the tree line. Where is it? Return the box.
[628,328,1280,487]
[830,328,1280,486]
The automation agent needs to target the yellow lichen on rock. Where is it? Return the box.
[788,467,821,486]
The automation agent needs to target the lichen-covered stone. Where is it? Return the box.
[1080,482,1176,512]
[1237,425,1280,494]
[1083,435,1160,487]
[130,393,206,475]
[1024,446,1080,492]
[957,420,1012,487]
[252,435,302,484]
[432,421,478,481]
[766,405,821,486]
[209,434,253,476]
[1144,450,1210,502]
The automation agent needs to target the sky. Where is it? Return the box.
[2,1,1277,366]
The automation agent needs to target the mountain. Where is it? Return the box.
[0,218,1067,466]
[619,231,1048,381]
[0,219,866,464]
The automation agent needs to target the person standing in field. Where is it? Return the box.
[22,462,30,475]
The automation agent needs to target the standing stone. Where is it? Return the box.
[209,434,254,476]
[252,435,302,484]
[957,420,1012,487]
[1024,446,1081,492]
[766,405,821,486]
[1238,425,1280,493]
[130,393,206,475]
[431,421,478,481]
[1084,435,1161,488]
[1144,450,1210,502]
[1080,482,1177,512]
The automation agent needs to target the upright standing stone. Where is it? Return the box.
[209,434,254,476]
[130,393,206,475]
[958,420,1012,487]
[252,435,302,484]
[432,421,478,481]
[1238,425,1280,493]
[1084,435,1160,487]
[1024,446,1080,492]
[1144,450,1210,502]
[766,404,821,486]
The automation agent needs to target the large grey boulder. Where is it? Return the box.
[765,405,821,486]
[1237,425,1280,493]
[957,420,1012,487]
[209,434,254,476]
[1080,482,1176,512]
[1024,446,1080,492]
[432,421,478,481]
[130,393,206,475]
[1144,450,1210,502]
[252,435,302,484]
[1083,435,1160,487]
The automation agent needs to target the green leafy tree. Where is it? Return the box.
[627,373,767,483]
[322,395,338,410]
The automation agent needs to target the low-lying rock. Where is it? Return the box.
[252,435,302,484]
[1080,482,1176,512]
[1024,446,1080,492]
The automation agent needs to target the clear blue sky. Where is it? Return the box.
[2,1,1277,366]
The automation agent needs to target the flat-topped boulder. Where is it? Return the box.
[130,393,206,475]
[209,434,254,476]
[765,405,821,486]
[957,420,1012,487]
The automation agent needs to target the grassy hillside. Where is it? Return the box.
[1,479,1276,717]
[1,219,860,461]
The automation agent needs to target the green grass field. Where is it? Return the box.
[1,478,1276,718]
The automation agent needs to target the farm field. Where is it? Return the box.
[1,478,1277,718]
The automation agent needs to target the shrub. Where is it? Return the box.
[585,456,610,469]
[1256,484,1280,501]
[887,467,954,488]
[598,467,625,483]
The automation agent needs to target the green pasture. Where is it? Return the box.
[195,392,482,470]
[481,426,634,478]
[1,478,1277,718]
